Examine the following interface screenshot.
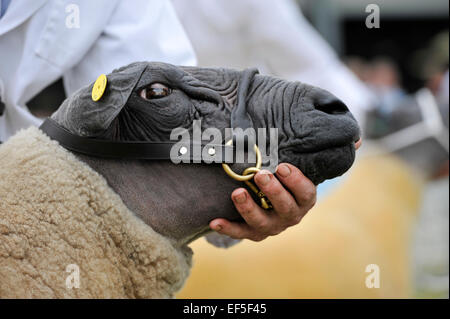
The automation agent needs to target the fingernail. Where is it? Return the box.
[234,191,247,204]
[355,138,362,150]
[277,164,291,177]
[257,170,271,186]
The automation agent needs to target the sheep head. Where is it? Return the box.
[50,62,360,245]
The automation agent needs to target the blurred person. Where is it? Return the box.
[0,0,321,247]
[366,32,448,177]
[412,30,449,96]
[366,57,407,115]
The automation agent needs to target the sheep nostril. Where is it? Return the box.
[314,97,349,115]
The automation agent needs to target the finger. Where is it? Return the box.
[254,170,297,217]
[355,138,362,150]
[275,163,316,210]
[209,218,263,240]
[230,188,273,231]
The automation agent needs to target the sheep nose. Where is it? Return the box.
[313,90,349,115]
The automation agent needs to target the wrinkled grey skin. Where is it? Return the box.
[51,62,360,247]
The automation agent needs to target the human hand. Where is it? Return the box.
[209,139,362,242]
[209,163,317,241]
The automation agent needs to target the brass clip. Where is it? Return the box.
[222,140,273,210]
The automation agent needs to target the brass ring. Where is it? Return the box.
[242,167,261,175]
[222,139,262,181]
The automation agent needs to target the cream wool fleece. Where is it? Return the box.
[0,127,192,298]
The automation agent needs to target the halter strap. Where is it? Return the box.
[39,118,235,163]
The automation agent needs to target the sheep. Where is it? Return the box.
[0,62,360,298]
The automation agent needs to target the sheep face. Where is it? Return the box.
[51,61,360,244]
[53,61,360,185]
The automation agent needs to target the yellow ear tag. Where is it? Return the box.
[92,74,107,101]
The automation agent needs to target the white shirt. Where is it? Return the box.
[0,0,196,141]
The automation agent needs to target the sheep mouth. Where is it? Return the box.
[279,141,357,185]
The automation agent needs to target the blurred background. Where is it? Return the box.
[23,0,448,299]
[171,0,449,299]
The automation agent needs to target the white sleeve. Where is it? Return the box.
[63,0,196,95]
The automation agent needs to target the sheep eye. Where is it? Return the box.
[139,83,172,100]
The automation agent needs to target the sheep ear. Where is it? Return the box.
[204,232,242,248]
[52,63,148,137]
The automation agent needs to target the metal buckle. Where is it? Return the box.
[222,140,273,210]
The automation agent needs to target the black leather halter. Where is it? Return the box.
[39,68,259,164]
[40,118,235,163]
